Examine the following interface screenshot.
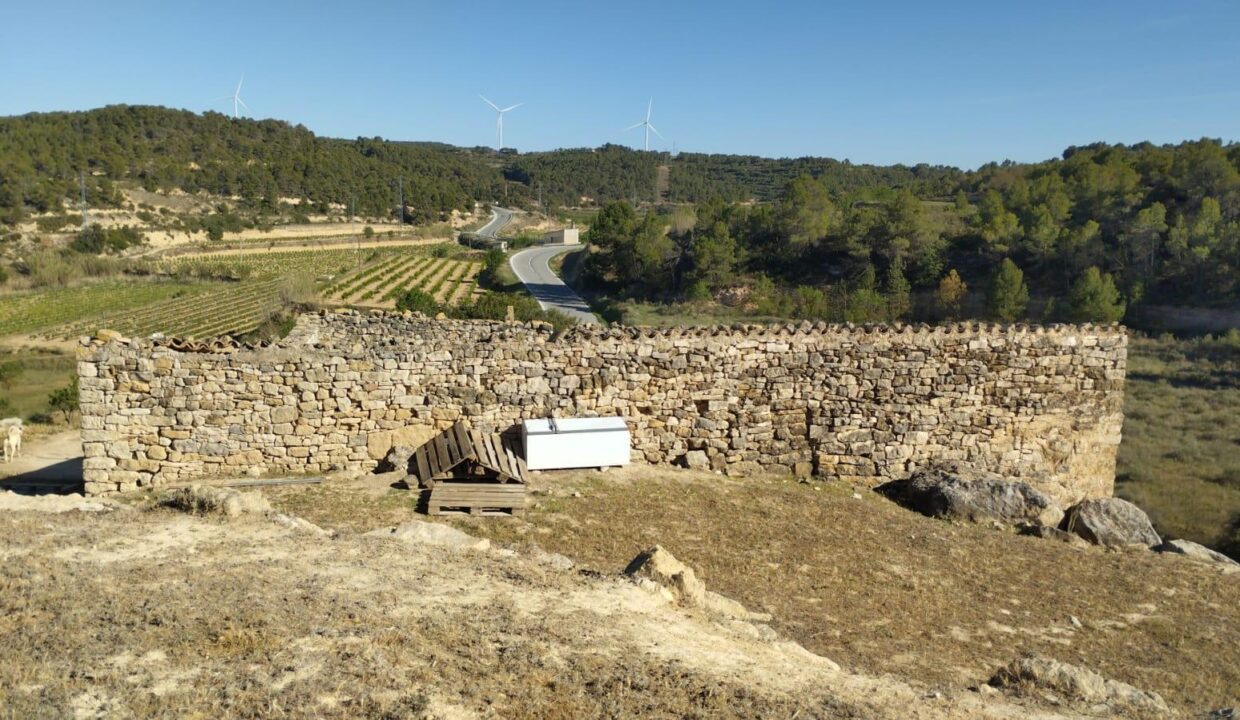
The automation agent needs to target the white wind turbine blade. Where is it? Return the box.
[624,121,645,131]
[646,98,653,122]
[648,123,664,140]
[236,74,244,95]
[500,102,523,112]
[479,95,501,111]
[237,97,250,112]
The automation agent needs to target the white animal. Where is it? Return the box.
[3,423,20,463]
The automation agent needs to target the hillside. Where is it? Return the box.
[2,463,1235,718]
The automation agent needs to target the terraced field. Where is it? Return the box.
[0,244,486,342]
[0,280,208,338]
[51,277,290,340]
[325,252,483,308]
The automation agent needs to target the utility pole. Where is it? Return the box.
[79,171,89,229]
[397,177,405,226]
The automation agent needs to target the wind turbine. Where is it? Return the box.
[625,98,663,151]
[479,95,522,149]
[218,75,249,119]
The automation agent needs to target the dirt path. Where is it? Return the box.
[0,429,83,492]
[170,237,448,259]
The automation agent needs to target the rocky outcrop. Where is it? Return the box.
[880,463,1064,528]
[991,655,1169,716]
[625,545,770,622]
[1064,498,1161,548]
[1156,539,1240,571]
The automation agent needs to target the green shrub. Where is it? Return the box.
[394,288,440,314]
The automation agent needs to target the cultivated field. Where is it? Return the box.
[325,252,483,308]
[0,244,486,342]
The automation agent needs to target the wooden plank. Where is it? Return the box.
[453,423,474,463]
[433,433,452,473]
[483,434,508,480]
[491,436,515,480]
[478,436,508,480]
[503,441,523,484]
[442,427,460,465]
[488,434,512,480]
[504,436,529,481]
[413,446,432,484]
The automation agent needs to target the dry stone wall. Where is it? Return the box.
[78,310,1128,504]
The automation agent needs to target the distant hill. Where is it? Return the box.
[0,105,505,226]
[0,106,969,229]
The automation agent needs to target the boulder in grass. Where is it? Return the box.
[879,463,1064,528]
[1156,539,1240,571]
[990,655,1169,716]
[624,545,771,622]
[378,444,415,474]
[1064,498,1161,549]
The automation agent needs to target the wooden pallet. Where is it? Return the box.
[410,420,527,487]
[428,482,527,516]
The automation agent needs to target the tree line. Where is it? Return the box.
[583,139,1240,320]
[0,105,505,226]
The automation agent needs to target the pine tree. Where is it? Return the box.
[885,256,911,320]
[1066,267,1125,322]
[987,258,1029,321]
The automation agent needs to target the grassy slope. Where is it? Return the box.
[1116,336,1240,555]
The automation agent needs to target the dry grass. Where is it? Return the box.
[0,508,901,719]
[1117,335,1240,557]
[373,465,1237,717]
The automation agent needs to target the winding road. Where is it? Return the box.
[477,206,514,238]
[510,244,599,325]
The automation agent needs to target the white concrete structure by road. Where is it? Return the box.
[543,228,579,245]
[510,245,599,325]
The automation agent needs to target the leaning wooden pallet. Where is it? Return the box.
[404,420,527,516]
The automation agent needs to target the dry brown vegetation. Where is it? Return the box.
[267,466,1240,717]
[1,496,1093,720]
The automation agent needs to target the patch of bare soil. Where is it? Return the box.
[340,464,1235,718]
[0,504,1081,719]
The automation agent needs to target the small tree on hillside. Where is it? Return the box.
[884,256,911,320]
[936,269,968,319]
[987,258,1029,322]
[48,377,78,423]
[363,225,375,239]
[1066,266,1126,322]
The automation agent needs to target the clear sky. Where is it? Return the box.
[1,0,1237,168]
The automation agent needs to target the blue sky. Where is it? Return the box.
[1,0,1237,168]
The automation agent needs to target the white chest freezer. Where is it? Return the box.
[522,417,631,471]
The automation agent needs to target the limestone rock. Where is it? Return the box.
[1017,524,1090,548]
[1156,538,1240,570]
[625,545,707,607]
[880,463,1064,528]
[624,545,770,621]
[680,451,710,471]
[270,512,331,536]
[164,485,271,518]
[367,424,436,462]
[380,444,416,474]
[1065,498,1161,548]
[990,655,1169,716]
[365,521,490,552]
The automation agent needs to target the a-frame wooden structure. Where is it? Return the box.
[409,421,528,516]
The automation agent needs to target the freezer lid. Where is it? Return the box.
[523,416,629,435]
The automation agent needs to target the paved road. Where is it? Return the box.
[510,245,599,325]
[477,207,514,238]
